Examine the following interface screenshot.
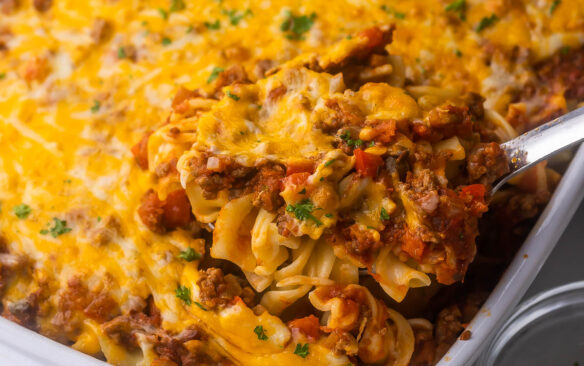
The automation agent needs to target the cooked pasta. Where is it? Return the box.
[0,0,582,365]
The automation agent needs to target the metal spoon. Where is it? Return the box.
[491,107,584,195]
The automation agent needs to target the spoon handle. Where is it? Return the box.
[492,106,584,194]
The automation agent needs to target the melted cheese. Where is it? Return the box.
[0,0,582,365]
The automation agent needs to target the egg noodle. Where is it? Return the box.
[0,1,582,365]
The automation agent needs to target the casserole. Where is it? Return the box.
[0,146,582,366]
[1,0,583,365]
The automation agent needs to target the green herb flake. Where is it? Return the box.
[324,159,336,167]
[226,90,240,101]
[194,301,207,311]
[459,232,465,239]
[476,14,499,32]
[178,247,202,262]
[445,0,466,20]
[158,8,168,20]
[13,204,31,219]
[175,285,192,305]
[91,100,101,113]
[97,216,102,222]
[41,218,72,238]
[207,66,225,84]
[324,213,333,218]
[254,325,268,340]
[560,46,570,55]
[280,11,317,40]
[286,199,323,227]
[117,47,127,59]
[170,0,185,12]
[299,188,306,194]
[0,73,6,80]
[222,8,253,26]
[455,49,463,57]
[550,0,561,14]
[161,37,172,46]
[204,20,221,30]
[380,207,390,221]
[293,343,310,358]
[381,5,406,19]
[339,131,364,148]
[186,25,194,33]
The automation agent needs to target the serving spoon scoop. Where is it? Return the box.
[491,106,584,196]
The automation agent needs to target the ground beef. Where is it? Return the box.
[138,189,166,233]
[0,0,17,14]
[467,142,509,186]
[249,164,285,212]
[538,46,584,101]
[2,292,40,330]
[318,98,365,132]
[433,305,463,362]
[196,268,255,310]
[137,189,194,233]
[33,0,51,12]
[90,18,112,44]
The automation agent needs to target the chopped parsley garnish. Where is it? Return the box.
[294,343,310,358]
[186,25,194,33]
[175,285,192,305]
[380,5,406,19]
[194,301,207,311]
[254,325,268,340]
[178,247,201,262]
[550,0,561,14]
[286,199,323,227]
[226,90,240,101]
[476,14,499,32]
[40,218,72,238]
[324,159,336,167]
[455,49,463,57]
[0,73,5,80]
[280,10,317,40]
[340,131,364,148]
[445,0,466,20]
[13,204,31,219]
[324,213,333,218]
[207,66,224,83]
[299,188,306,194]
[380,207,390,220]
[170,0,185,12]
[158,8,168,20]
[97,216,102,222]
[222,8,253,26]
[204,20,221,30]
[161,37,172,46]
[91,100,101,113]
[117,47,127,59]
[560,46,570,55]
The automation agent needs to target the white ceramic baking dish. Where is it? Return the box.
[1,145,583,366]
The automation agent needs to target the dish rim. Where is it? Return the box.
[437,144,584,366]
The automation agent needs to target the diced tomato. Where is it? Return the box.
[354,148,383,177]
[357,26,387,50]
[459,184,488,217]
[131,131,152,170]
[163,189,192,229]
[286,161,315,176]
[288,315,321,343]
[282,172,311,190]
[460,184,486,199]
[401,230,426,261]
